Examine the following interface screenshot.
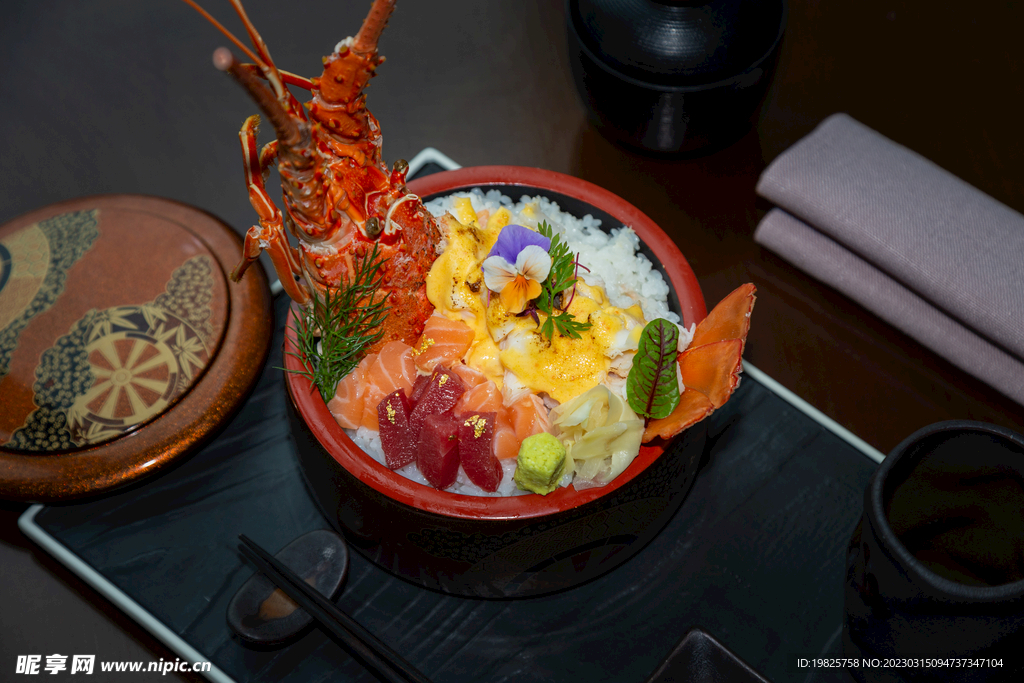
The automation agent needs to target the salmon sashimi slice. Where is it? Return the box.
[509,393,551,442]
[413,315,475,373]
[328,353,376,430]
[492,410,520,460]
[451,362,488,389]
[360,385,387,431]
[454,380,503,414]
[356,341,416,431]
[365,341,417,396]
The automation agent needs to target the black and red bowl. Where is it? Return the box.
[286,166,708,598]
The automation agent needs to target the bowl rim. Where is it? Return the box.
[284,165,707,521]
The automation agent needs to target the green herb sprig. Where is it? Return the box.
[286,244,390,403]
[536,221,592,340]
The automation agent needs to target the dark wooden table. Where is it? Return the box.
[2,1,1022,681]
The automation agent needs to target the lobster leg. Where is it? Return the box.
[230,115,310,305]
[234,223,310,304]
[236,63,313,92]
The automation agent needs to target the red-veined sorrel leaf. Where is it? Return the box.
[627,318,681,419]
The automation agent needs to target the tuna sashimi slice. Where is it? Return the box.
[417,413,460,489]
[455,381,520,459]
[458,412,502,492]
[409,367,467,434]
[409,373,431,405]
[327,353,376,430]
[377,389,418,470]
[413,316,476,372]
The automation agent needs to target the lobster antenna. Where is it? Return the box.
[228,0,284,85]
[180,0,269,71]
[213,48,304,149]
[353,0,396,53]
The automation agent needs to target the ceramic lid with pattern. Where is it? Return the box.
[0,195,272,500]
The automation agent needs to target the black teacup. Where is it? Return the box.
[844,420,1024,683]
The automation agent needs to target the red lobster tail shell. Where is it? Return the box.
[643,284,756,443]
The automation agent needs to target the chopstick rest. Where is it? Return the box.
[236,534,432,683]
[227,529,348,645]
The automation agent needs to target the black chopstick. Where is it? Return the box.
[237,534,431,683]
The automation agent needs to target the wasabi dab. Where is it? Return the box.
[513,433,567,495]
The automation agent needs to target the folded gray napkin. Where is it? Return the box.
[755,114,1024,405]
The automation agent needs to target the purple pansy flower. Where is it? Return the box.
[481,225,553,314]
[486,224,551,262]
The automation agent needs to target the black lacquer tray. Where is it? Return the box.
[20,151,880,683]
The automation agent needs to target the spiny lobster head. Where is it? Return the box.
[196,0,396,158]
[307,0,395,140]
[188,0,417,304]
[308,40,383,139]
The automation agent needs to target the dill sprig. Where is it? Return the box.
[286,244,390,403]
[536,221,592,340]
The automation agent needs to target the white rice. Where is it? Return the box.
[345,189,683,497]
[423,188,681,325]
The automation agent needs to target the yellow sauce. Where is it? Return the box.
[425,208,647,403]
[450,196,478,227]
[425,214,485,316]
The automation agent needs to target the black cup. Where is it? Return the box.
[844,420,1024,682]
[565,0,787,155]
